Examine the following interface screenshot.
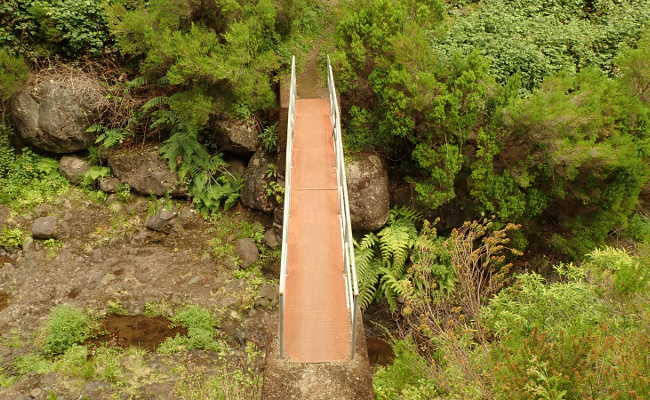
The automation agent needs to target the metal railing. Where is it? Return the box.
[279,55,296,358]
[327,56,360,359]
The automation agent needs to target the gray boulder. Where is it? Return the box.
[145,208,176,232]
[241,150,275,213]
[225,158,246,178]
[346,153,390,231]
[59,155,90,185]
[32,216,59,240]
[214,117,260,155]
[264,229,280,249]
[99,177,121,193]
[11,78,102,153]
[235,238,259,267]
[107,146,187,197]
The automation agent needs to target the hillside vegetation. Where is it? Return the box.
[0,0,649,399]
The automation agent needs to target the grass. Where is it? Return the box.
[42,305,92,356]
[0,227,24,249]
[158,305,224,354]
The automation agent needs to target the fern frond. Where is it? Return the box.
[389,206,423,224]
[126,76,147,91]
[142,96,170,113]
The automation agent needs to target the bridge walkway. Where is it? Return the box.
[283,98,350,362]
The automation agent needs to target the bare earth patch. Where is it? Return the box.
[90,315,187,351]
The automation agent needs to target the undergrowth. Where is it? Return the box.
[0,124,68,211]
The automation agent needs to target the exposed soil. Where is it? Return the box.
[0,255,13,265]
[90,315,187,351]
[366,337,394,367]
[0,292,9,312]
[0,189,277,399]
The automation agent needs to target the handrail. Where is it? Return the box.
[279,55,296,358]
[327,56,359,359]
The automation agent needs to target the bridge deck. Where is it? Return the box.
[283,98,351,362]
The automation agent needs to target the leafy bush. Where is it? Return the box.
[158,305,224,354]
[0,0,112,59]
[42,305,92,356]
[355,208,449,311]
[584,247,650,296]
[0,124,68,210]
[483,264,607,341]
[0,48,28,102]
[335,0,650,259]
[0,227,24,249]
[373,246,650,399]
[373,338,439,400]
[437,0,650,90]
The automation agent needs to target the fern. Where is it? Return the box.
[355,209,420,311]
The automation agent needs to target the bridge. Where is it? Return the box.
[280,56,359,362]
[261,57,372,398]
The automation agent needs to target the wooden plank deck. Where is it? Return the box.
[283,98,351,362]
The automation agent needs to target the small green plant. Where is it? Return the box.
[106,300,129,316]
[81,166,110,188]
[260,123,279,152]
[43,238,63,258]
[0,227,24,249]
[264,164,284,204]
[159,305,224,354]
[116,183,131,202]
[88,124,129,149]
[0,367,15,388]
[14,353,54,375]
[1,125,69,210]
[42,305,92,355]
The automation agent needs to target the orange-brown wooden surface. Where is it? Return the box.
[283,98,351,362]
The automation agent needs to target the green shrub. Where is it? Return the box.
[355,208,452,311]
[0,124,68,210]
[0,227,24,249]
[158,305,223,354]
[0,0,112,59]
[585,247,650,296]
[0,48,28,102]
[482,264,607,340]
[42,305,92,356]
[373,338,439,400]
[437,0,650,90]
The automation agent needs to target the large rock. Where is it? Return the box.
[346,153,390,231]
[59,156,90,185]
[32,216,60,240]
[107,146,187,197]
[11,78,103,153]
[241,150,275,213]
[213,118,260,155]
[145,208,176,233]
[235,238,259,267]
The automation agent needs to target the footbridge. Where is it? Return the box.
[280,56,359,362]
[261,57,372,399]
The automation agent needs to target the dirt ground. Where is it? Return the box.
[0,189,278,399]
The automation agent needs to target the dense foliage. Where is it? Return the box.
[103,0,325,214]
[0,0,112,59]
[0,124,68,210]
[438,0,650,90]
[335,0,650,258]
[373,247,650,399]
